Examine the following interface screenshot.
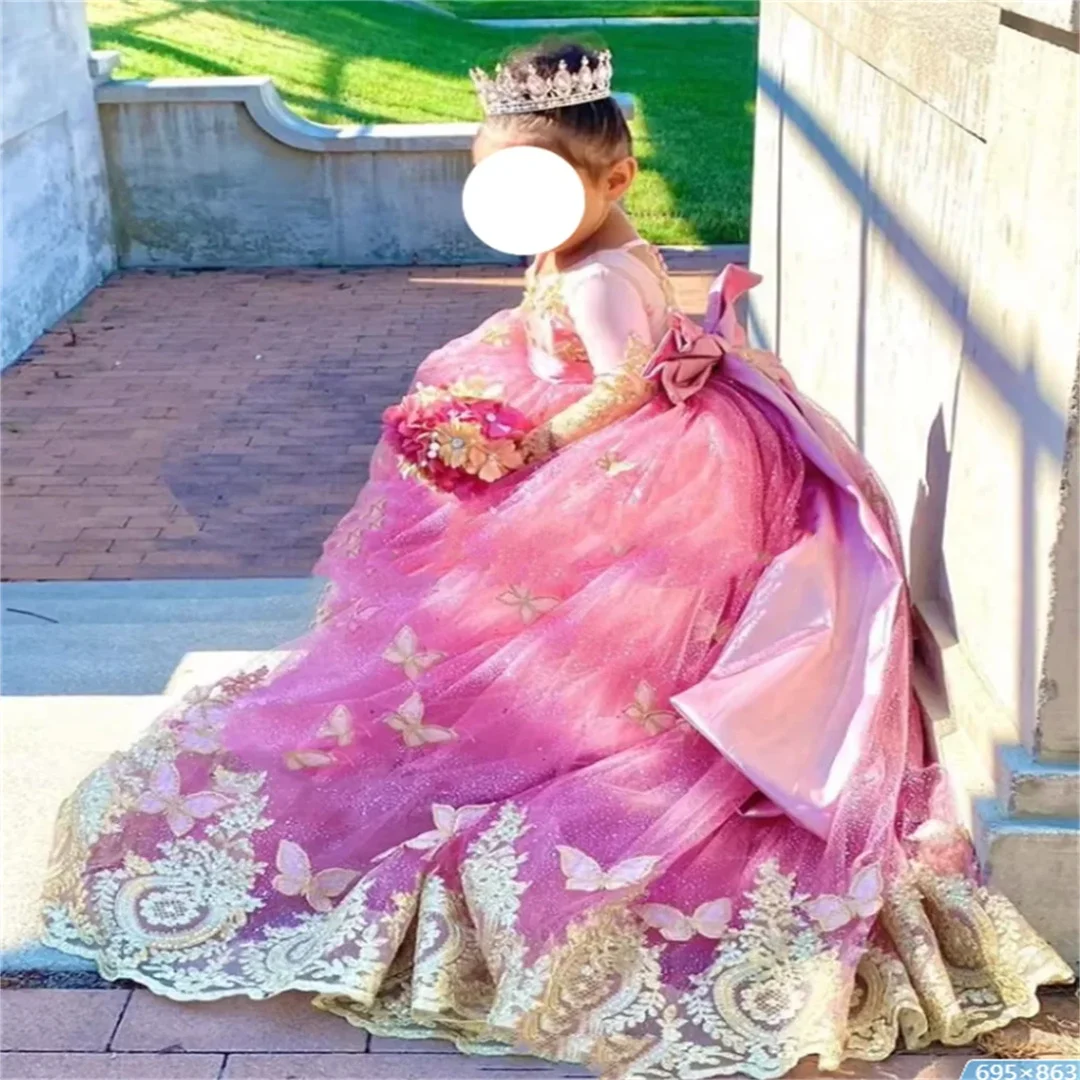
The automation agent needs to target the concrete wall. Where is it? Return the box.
[1,1,115,368]
[749,0,1079,962]
[96,77,626,269]
[97,77,503,269]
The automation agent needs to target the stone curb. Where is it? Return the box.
[96,75,635,151]
[659,244,749,269]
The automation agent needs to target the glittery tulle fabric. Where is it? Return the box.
[42,256,1071,1079]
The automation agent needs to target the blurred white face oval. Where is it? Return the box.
[462,145,585,256]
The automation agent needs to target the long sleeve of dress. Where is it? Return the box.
[538,264,661,452]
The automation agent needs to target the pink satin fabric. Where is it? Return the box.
[661,266,903,841]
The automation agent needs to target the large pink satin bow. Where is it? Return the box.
[643,314,731,406]
[645,264,794,405]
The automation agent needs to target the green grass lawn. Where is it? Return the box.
[89,0,757,244]
[435,1,758,18]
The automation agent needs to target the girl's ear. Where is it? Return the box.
[606,156,638,201]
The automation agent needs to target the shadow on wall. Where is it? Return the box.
[751,63,1070,736]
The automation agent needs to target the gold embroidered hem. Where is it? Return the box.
[42,790,1072,1080]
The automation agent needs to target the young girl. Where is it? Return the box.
[42,43,1070,1079]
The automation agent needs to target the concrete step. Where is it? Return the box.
[1,643,298,979]
[997,744,1080,819]
[1,577,324,626]
[974,799,1080,969]
[913,618,1079,969]
[1,578,323,696]
[1,694,168,974]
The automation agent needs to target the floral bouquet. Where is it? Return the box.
[383,383,532,495]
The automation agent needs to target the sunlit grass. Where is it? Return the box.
[435,1,758,16]
[88,0,757,243]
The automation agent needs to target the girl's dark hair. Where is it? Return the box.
[482,42,633,176]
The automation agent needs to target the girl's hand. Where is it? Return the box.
[519,427,557,466]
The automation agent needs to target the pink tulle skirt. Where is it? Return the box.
[42,303,1071,1079]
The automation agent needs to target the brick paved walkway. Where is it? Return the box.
[1,265,712,582]
[2,987,1075,1080]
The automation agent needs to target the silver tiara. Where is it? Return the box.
[470,50,613,116]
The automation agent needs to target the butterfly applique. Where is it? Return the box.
[556,846,660,892]
[803,865,884,931]
[271,839,357,913]
[373,803,491,863]
[639,898,732,941]
[384,692,456,748]
[497,585,559,625]
[406,804,490,852]
[382,627,445,681]
[597,451,636,476]
[176,714,223,755]
[317,705,354,746]
[345,500,387,557]
[283,749,336,770]
[135,762,232,837]
[623,682,677,735]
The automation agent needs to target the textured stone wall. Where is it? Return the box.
[749,0,1079,962]
[1,1,115,368]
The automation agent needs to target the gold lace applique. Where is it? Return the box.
[551,327,590,367]
[411,873,495,1027]
[179,667,270,720]
[480,325,514,348]
[545,345,656,450]
[663,860,846,1079]
[43,760,1074,1077]
[623,331,655,375]
[522,275,570,322]
[448,376,507,401]
[635,244,678,314]
[461,803,550,1033]
[878,863,1071,1047]
[519,902,666,1075]
[522,272,593,371]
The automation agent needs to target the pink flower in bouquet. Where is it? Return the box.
[383,387,532,494]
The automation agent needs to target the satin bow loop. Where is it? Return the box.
[644,314,733,406]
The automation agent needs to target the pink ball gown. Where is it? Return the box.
[42,242,1071,1079]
